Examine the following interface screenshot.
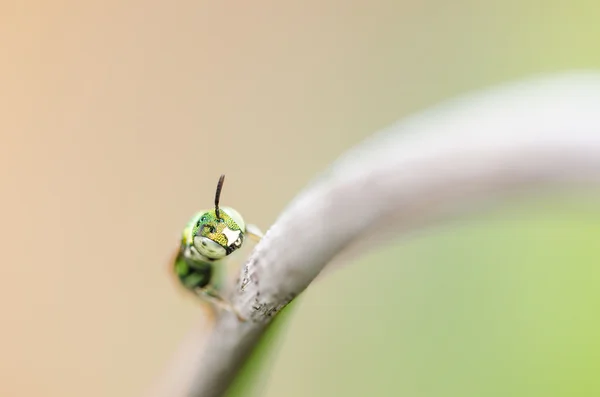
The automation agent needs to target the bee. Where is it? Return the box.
[172,174,263,320]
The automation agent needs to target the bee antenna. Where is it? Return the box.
[214,174,225,219]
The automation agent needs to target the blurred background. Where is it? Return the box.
[2,1,600,396]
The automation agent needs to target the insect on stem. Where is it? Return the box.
[214,174,225,219]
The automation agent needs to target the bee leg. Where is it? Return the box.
[245,224,264,242]
[196,287,247,322]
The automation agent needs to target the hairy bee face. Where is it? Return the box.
[191,206,245,259]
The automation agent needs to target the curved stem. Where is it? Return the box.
[146,71,600,397]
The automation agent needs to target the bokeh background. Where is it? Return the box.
[2,1,600,396]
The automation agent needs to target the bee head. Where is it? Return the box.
[191,175,246,259]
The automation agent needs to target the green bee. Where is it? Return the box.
[172,174,263,320]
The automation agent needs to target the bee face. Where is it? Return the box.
[191,206,245,259]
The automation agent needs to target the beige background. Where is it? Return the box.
[2,1,600,396]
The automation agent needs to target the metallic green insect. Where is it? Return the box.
[172,174,263,320]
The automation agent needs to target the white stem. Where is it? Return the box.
[146,71,600,397]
